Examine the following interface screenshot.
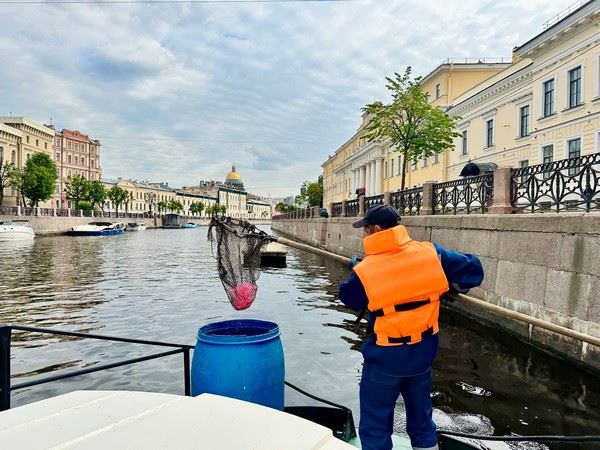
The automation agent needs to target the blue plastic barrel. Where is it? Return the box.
[191,319,285,410]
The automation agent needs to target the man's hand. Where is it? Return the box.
[349,255,362,270]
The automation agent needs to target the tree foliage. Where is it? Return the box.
[88,180,107,210]
[108,185,130,215]
[167,199,184,213]
[64,174,89,207]
[22,153,57,207]
[189,201,205,216]
[363,67,461,191]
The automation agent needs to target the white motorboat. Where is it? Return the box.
[126,222,147,231]
[67,222,125,236]
[0,220,35,241]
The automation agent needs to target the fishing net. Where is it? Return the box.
[208,215,273,310]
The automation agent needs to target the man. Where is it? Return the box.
[339,205,483,450]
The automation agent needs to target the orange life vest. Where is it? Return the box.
[353,225,449,346]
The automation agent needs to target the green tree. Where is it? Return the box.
[22,153,58,207]
[77,200,93,211]
[157,200,168,214]
[0,153,17,206]
[189,201,204,216]
[167,199,184,213]
[363,67,461,191]
[306,178,323,207]
[64,174,90,209]
[108,185,129,216]
[88,180,107,210]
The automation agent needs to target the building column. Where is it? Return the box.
[375,158,383,195]
[365,163,371,196]
[370,161,376,196]
[360,165,366,190]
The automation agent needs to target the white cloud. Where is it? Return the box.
[1,0,569,196]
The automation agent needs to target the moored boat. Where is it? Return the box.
[126,222,147,231]
[0,220,35,241]
[66,221,126,236]
[181,222,198,228]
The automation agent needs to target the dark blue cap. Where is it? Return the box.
[352,205,400,229]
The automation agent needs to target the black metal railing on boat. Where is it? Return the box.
[0,324,195,412]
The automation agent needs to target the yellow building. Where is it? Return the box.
[447,1,600,179]
[0,117,55,207]
[322,61,509,208]
[323,1,600,209]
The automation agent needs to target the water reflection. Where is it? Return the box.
[1,228,600,443]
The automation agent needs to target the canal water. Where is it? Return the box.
[1,226,599,448]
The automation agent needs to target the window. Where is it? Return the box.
[422,156,428,167]
[461,130,468,155]
[384,161,388,178]
[75,156,78,165]
[390,159,394,177]
[81,157,85,166]
[486,119,494,147]
[568,66,582,108]
[519,105,530,137]
[68,141,71,149]
[11,150,16,163]
[543,79,555,117]
[36,139,39,147]
[26,136,29,143]
[412,159,417,170]
[44,142,47,149]
[91,158,94,168]
[567,138,581,176]
[435,83,441,99]
[68,154,71,164]
[55,152,60,160]
[433,152,439,164]
[542,144,553,179]
[397,156,401,175]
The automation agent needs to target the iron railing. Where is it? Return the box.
[511,153,600,213]
[433,173,494,215]
[390,187,423,216]
[364,194,384,210]
[345,199,359,217]
[331,202,343,218]
[0,324,194,412]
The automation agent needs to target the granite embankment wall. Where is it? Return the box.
[272,214,600,373]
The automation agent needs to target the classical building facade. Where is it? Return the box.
[322,62,509,207]
[322,0,600,209]
[0,117,55,207]
[51,128,102,209]
[447,1,600,179]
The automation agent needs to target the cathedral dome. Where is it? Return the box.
[225,164,244,190]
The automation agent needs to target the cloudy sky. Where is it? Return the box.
[2,0,570,197]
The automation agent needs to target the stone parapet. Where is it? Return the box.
[272,213,600,374]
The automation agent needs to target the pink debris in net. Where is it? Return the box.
[226,282,258,310]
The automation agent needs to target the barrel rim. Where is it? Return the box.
[197,319,280,344]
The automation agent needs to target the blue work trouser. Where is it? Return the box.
[359,363,437,450]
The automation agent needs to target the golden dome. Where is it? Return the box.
[226,171,241,181]
[225,163,242,181]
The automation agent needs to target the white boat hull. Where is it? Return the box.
[0,224,35,241]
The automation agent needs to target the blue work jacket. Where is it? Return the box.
[339,243,484,376]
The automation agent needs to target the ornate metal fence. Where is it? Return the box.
[390,187,423,216]
[345,199,359,217]
[364,194,384,210]
[433,173,494,215]
[331,202,343,217]
[511,152,600,213]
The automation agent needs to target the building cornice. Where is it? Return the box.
[0,123,22,139]
[514,0,600,57]
[0,117,55,138]
[449,63,534,116]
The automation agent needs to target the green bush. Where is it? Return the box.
[77,200,93,211]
